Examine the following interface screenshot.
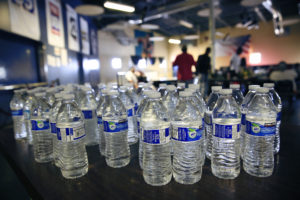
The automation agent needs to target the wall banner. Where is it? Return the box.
[66,4,79,52]
[80,17,90,55]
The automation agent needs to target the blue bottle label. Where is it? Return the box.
[173,126,203,142]
[103,120,128,132]
[134,103,138,115]
[276,112,281,121]
[245,120,276,136]
[12,109,23,116]
[137,120,140,134]
[50,122,57,134]
[56,125,86,141]
[143,128,170,144]
[214,123,241,139]
[127,108,133,117]
[24,110,30,120]
[97,116,103,125]
[241,113,246,125]
[31,120,50,131]
[82,110,93,119]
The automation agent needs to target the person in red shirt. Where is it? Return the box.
[172,45,196,85]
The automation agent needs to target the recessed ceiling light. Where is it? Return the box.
[149,36,165,41]
[179,20,193,29]
[140,24,159,30]
[197,8,222,17]
[168,38,181,44]
[75,5,104,16]
[183,35,199,40]
[104,1,135,13]
[128,19,142,25]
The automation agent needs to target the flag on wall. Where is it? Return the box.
[216,35,251,57]
[66,4,79,52]
[46,0,65,48]
[80,17,90,55]
[8,0,40,41]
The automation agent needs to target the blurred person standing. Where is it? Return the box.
[172,45,196,86]
[230,47,243,77]
[125,67,138,88]
[196,47,211,97]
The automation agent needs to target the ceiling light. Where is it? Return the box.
[197,8,222,17]
[168,38,181,44]
[128,19,142,25]
[140,24,159,30]
[183,35,199,40]
[179,20,193,29]
[149,36,165,41]
[75,5,104,16]
[104,1,135,13]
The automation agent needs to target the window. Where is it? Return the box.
[249,52,261,65]
[111,57,122,69]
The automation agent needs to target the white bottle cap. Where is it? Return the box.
[189,84,200,89]
[119,86,128,91]
[220,89,232,95]
[166,85,176,91]
[144,91,154,97]
[63,94,75,100]
[185,88,195,93]
[211,86,222,91]
[148,91,161,98]
[81,86,92,92]
[249,85,260,90]
[177,83,185,87]
[55,93,63,98]
[179,91,192,97]
[159,83,167,88]
[256,87,269,93]
[46,87,56,93]
[263,83,275,88]
[98,83,106,88]
[229,84,240,89]
[101,89,109,94]
[108,90,118,96]
[35,92,45,97]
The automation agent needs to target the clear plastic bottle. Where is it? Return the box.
[103,90,130,168]
[176,82,186,93]
[45,88,56,107]
[243,87,277,177]
[205,86,222,159]
[79,87,99,146]
[211,89,241,179]
[31,92,53,163]
[95,83,106,102]
[163,85,179,116]
[50,93,64,167]
[264,83,282,154]
[172,91,204,184]
[24,89,36,144]
[10,89,27,140]
[230,84,244,106]
[96,89,109,156]
[188,84,206,108]
[157,83,167,97]
[119,86,138,145]
[56,94,88,179]
[141,92,172,186]
[240,85,260,158]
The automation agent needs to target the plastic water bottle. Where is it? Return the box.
[163,85,179,116]
[45,88,56,106]
[211,89,241,179]
[31,92,53,163]
[103,90,130,168]
[125,83,139,115]
[205,86,222,159]
[240,85,260,158]
[56,94,88,179]
[119,86,138,145]
[172,91,204,184]
[243,87,277,177]
[50,93,64,167]
[141,91,172,186]
[230,84,244,106]
[79,87,99,146]
[136,90,153,169]
[176,82,186,93]
[157,83,167,97]
[96,89,109,156]
[95,83,106,102]
[264,83,282,154]
[24,89,36,144]
[188,84,206,108]
[10,89,27,140]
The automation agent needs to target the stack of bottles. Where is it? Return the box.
[9,81,282,183]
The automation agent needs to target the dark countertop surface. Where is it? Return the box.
[1,102,300,200]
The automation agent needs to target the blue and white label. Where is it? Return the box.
[143,128,170,144]
[276,112,281,121]
[173,127,203,141]
[214,123,240,139]
[103,121,128,132]
[241,113,246,125]
[97,116,103,125]
[246,120,276,136]
[134,103,138,114]
[24,110,30,120]
[57,125,86,142]
[82,110,93,119]
[50,122,57,134]
[137,121,140,134]
[31,120,50,131]
[12,109,23,116]
[127,108,133,117]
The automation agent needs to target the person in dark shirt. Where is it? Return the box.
[196,47,211,96]
[173,45,196,86]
